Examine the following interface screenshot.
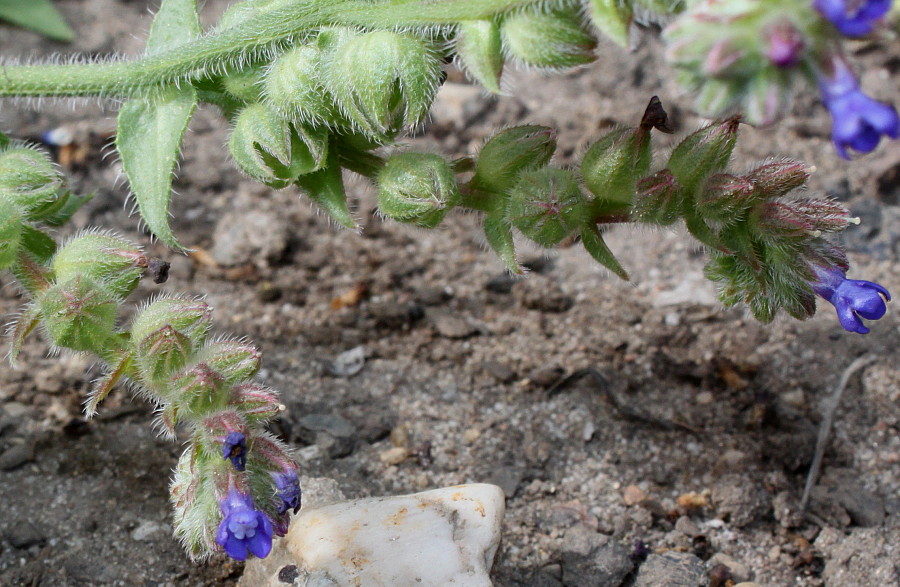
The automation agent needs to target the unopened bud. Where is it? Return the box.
[744,68,792,127]
[38,275,118,353]
[264,44,338,124]
[765,20,805,68]
[229,104,327,187]
[631,169,683,225]
[230,383,282,422]
[757,197,854,237]
[506,168,587,247]
[501,7,597,69]
[581,126,651,212]
[696,173,756,219]
[473,125,556,193]
[744,159,813,199]
[52,232,146,299]
[377,153,460,228]
[0,147,64,212]
[702,40,744,77]
[195,340,262,385]
[172,363,229,415]
[667,117,740,195]
[134,324,193,386]
[320,29,441,140]
[130,297,213,354]
[455,20,504,94]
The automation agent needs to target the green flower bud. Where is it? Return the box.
[377,153,460,228]
[264,44,338,124]
[52,232,146,299]
[585,0,633,48]
[134,324,194,386]
[230,383,282,423]
[455,20,504,94]
[320,28,442,140]
[0,147,64,211]
[695,173,755,220]
[229,104,327,187]
[506,168,587,247]
[130,296,213,355]
[501,8,597,69]
[473,125,556,193]
[581,126,651,212]
[38,275,118,353]
[667,117,740,196]
[631,169,683,225]
[171,362,229,415]
[0,198,24,270]
[195,339,261,385]
[222,65,267,103]
[745,159,813,199]
[744,68,792,127]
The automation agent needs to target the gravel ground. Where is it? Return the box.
[1,2,898,586]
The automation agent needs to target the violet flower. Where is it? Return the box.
[272,469,302,515]
[222,431,247,471]
[818,60,899,159]
[813,0,892,37]
[216,489,274,561]
[811,265,891,334]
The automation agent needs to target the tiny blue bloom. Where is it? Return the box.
[819,62,899,159]
[811,265,891,334]
[216,489,274,561]
[272,469,302,515]
[813,0,892,37]
[222,431,247,471]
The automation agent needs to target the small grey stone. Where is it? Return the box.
[368,301,424,330]
[516,277,574,313]
[211,210,290,266]
[429,310,479,339]
[4,520,46,549]
[828,479,886,528]
[296,414,357,459]
[633,552,706,587]
[416,286,454,306]
[487,464,523,498]
[0,441,35,471]
[485,274,515,294]
[325,346,366,378]
[483,361,516,384]
[708,553,750,583]
[674,515,700,537]
[560,526,632,587]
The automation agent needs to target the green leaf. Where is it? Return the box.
[0,130,9,149]
[19,224,56,264]
[116,0,200,250]
[0,0,74,42]
[581,224,628,280]
[37,191,94,227]
[483,214,521,274]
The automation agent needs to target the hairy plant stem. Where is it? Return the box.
[0,0,538,98]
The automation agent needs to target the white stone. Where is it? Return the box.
[241,483,505,587]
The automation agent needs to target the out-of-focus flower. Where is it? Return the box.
[810,264,891,334]
[272,469,302,515]
[813,0,892,37]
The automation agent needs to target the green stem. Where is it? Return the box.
[0,0,538,98]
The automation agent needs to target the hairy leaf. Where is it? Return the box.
[0,0,74,42]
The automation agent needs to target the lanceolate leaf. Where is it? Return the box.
[0,0,74,42]
[483,214,522,274]
[117,0,200,250]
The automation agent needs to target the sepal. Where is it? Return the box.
[52,232,146,300]
[472,125,556,193]
[38,275,118,354]
[0,147,64,212]
[501,7,597,69]
[456,20,504,93]
[506,168,586,247]
[377,153,460,228]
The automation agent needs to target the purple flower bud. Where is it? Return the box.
[222,431,247,471]
[813,0,891,37]
[810,265,891,334]
[765,21,805,68]
[818,59,899,159]
[272,469,302,515]
[216,489,274,560]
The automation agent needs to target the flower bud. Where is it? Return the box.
[473,126,556,193]
[230,383,282,423]
[744,159,814,199]
[585,0,633,48]
[134,324,194,386]
[756,197,854,237]
[377,153,460,228]
[172,363,229,415]
[38,275,118,353]
[506,168,587,247]
[0,198,24,270]
[667,117,740,195]
[52,232,146,300]
[501,7,597,69]
[195,339,262,385]
[581,127,651,212]
[320,28,442,140]
[631,169,683,225]
[765,20,805,68]
[695,173,755,220]
[744,68,792,127]
[263,44,338,124]
[229,104,327,187]
[455,20,504,94]
[0,147,64,212]
[130,296,213,354]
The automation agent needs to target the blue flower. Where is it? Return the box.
[221,431,247,471]
[272,469,302,515]
[216,489,274,561]
[814,0,892,37]
[811,265,891,334]
[819,62,899,159]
